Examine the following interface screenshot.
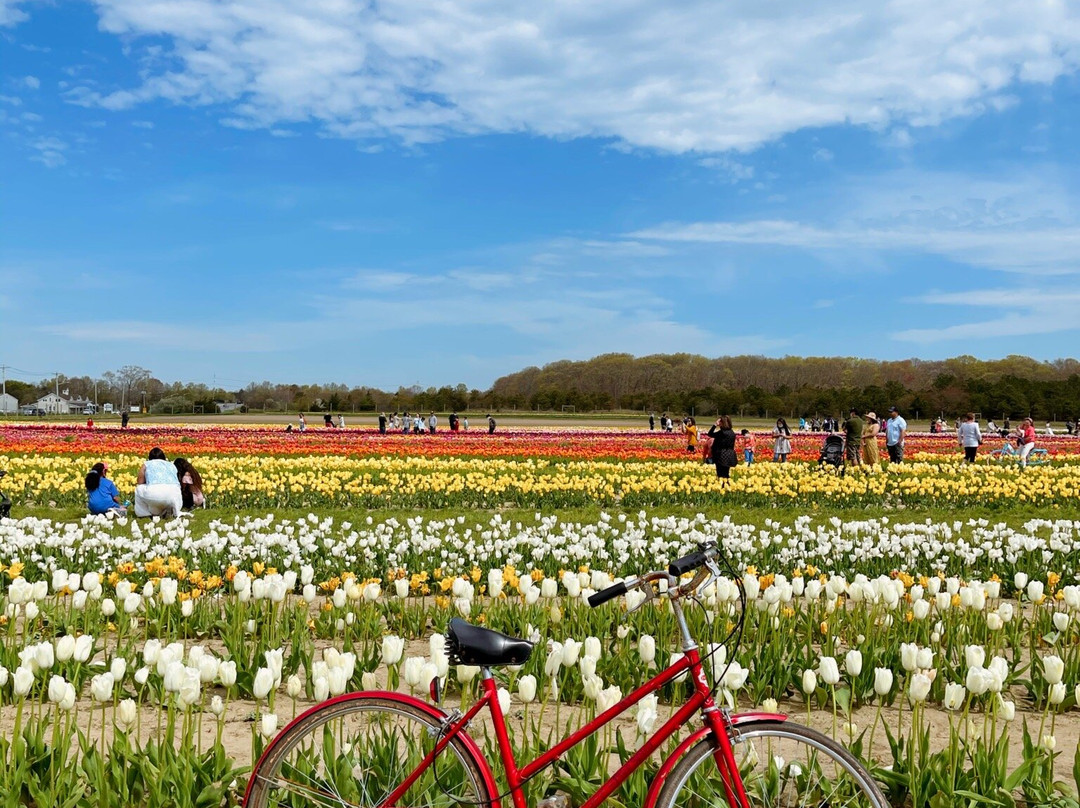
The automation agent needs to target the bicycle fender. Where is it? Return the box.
[243,690,502,808]
[643,712,787,808]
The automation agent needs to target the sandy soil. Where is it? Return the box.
[2,681,1074,789]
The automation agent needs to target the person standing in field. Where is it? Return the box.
[298,412,306,432]
[487,414,496,434]
[957,412,982,463]
[685,418,698,454]
[842,408,864,468]
[338,414,345,429]
[885,406,906,463]
[862,412,880,467]
[740,429,756,464]
[707,416,738,480]
[649,412,655,431]
[772,418,792,462]
[428,412,438,433]
[463,416,470,431]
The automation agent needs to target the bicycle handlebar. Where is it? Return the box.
[587,580,628,607]
[668,549,709,576]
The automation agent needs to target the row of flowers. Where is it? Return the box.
[2,549,1080,804]
[2,511,1080,585]
[4,453,1080,509]
[3,422,1078,461]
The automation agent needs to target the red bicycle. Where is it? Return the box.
[244,543,887,808]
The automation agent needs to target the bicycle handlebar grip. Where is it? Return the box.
[668,550,708,576]
[588,581,628,608]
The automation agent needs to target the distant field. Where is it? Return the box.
[3,410,1066,433]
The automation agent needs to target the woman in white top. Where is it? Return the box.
[134,447,183,517]
[772,417,792,462]
[957,412,982,463]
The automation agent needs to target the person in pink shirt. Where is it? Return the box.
[1018,417,1037,468]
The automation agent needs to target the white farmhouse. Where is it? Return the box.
[0,392,17,414]
[35,393,71,414]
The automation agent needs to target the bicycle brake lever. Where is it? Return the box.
[626,582,657,615]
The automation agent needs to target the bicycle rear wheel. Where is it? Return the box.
[657,720,887,808]
[244,694,492,808]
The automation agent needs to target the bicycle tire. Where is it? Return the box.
[244,694,493,808]
[655,720,888,808]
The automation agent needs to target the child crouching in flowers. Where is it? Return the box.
[85,462,126,516]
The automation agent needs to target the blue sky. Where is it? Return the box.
[2,1,1080,390]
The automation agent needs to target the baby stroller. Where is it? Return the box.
[818,435,846,477]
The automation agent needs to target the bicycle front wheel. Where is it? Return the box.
[245,694,493,808]
[657,720,887,808]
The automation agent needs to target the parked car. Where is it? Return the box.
[19,407,46,416]
[103,403,114,413]
[82,405,97,415]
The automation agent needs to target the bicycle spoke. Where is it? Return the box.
[248,697,488,808]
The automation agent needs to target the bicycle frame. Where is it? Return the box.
[379,645,783,808]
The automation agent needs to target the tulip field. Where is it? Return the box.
[1,422,1080,806]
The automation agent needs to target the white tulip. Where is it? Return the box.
[900,643,918,672]
[209,695,225,716]
[943,683,966,711]
[597,685,622,713]
[1053,612,1070,632]
[219,661,237,688]
[916,648,934,670]
[845,650,863,677]
[286,674,303,698]
[818,657,840,686]
[1043,655,1065,686]
[873,668,893,697]
[908,673,932,704]
[13,666,34,697]
[638,635,656,666]
[48,674,68,704]
[253,667,275,700]
[518,675,537,703]
[116,698,138,729]
[55,635,75,663]
[801,669,817,695]
[1049,682,1067,705]
[382,636,404,666]
[584,637,602,660]
[964,646,986,670]
[90,672,115,703]
[73,634,94,662]
[260,713,279,738]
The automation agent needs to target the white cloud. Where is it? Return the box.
[66,0,1080,152]
[631,169,1080,275]
[893,289,1080,342]
[39,320,287,351]
[0,0,27,26]
[29,136,67,168]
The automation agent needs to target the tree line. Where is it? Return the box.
[5,354,1080,420]
[490,353,1080,420]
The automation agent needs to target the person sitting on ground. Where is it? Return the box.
[174,457,206,509]
[134,447,183,518]
[86,462,126,516]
